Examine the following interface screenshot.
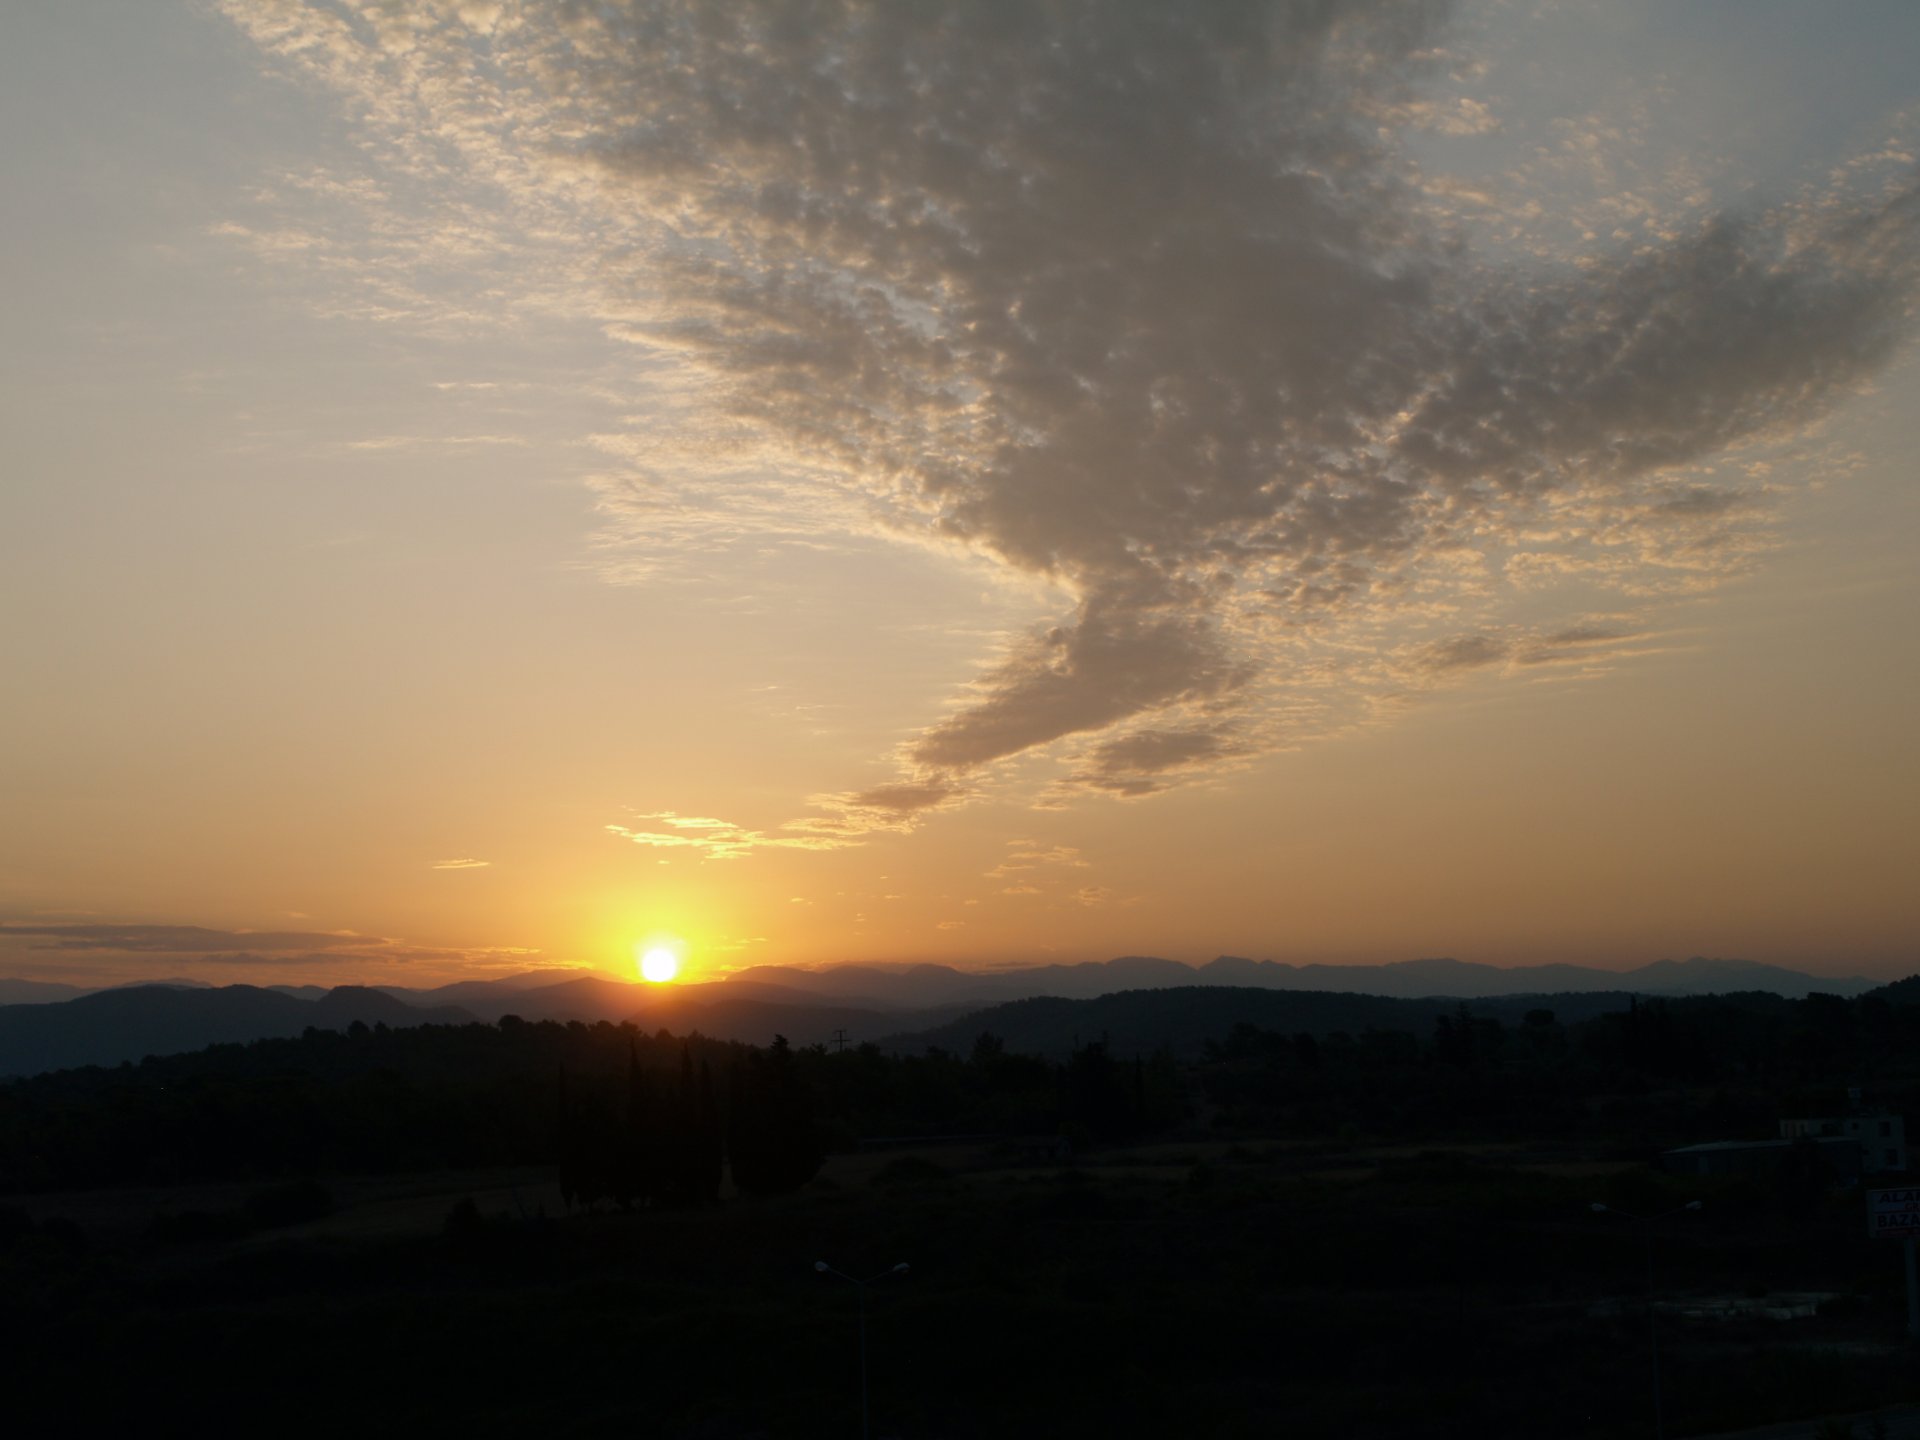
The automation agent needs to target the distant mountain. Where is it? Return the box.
[1195,955,1880,999]
[415,975,676,1025]
[876,985,1656,1061]
[1622,957,1875,998]
[0,979,91,1006]
[403,972,975,1049]
[722,956,1220,1008]
[725,954,1880,1007]
[267,984,330,1002]
[0,953,1878,1079]
[0,973,975,1078]
[0,985,474,1078]
[372,968,632,1014]
[626,992,976,1050]
[370,969,974,1027]
[1865,974,1920,1005]
[0,976,221,1007]
[714,963,1023,1010]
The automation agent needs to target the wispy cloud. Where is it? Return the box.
[606,811,858,861]
[221,1,1920,829]
[430,858,491,870]
[984,843,1090,882]
[0,923,374,954]
[0,922,552,984]
[346,435,527,451]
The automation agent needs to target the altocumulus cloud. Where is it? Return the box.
[224,1,1920,824]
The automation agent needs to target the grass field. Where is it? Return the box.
[5,1138,1916,1437]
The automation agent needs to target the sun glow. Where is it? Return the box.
[638,944,681,983]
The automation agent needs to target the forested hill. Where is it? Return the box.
[0,985,474,1077]
[879,985,1654,1060]
[6,982,1920,1195]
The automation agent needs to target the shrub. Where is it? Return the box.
[243,1179,334,1229]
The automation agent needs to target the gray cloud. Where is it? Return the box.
[224,1,1920,825]
[0,924,375,954]
[1062,725,1246,799]
[1407,622,1656,684]
[1423,634,1511,673]
[908,601,1247,771]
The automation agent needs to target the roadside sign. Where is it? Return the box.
[1868,1187,1920,1240]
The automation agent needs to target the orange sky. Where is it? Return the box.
[2,1,1917,990]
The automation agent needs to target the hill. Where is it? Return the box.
[0,985,474,1077]
[876,985,1653,1060]
[726,953,1878,1006]
[0,954,1879,1079]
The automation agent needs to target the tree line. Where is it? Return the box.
[3,982,1920,1195]
[556,1035,824,1207]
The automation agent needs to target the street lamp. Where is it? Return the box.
[814,1260,909,1440]
[1591,1201,1702,1440]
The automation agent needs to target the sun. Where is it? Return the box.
[638,945,681,984]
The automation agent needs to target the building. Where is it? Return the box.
[1661,1136,1862,1183]
[1779,1109,1907,1175]
[1662,1092,1908,1182]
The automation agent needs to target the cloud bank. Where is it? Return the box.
[223,1,1920,825]
[0,922,550,981]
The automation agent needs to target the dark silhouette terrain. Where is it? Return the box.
[4,979,1920,1434]
[0,982,475,1076]
[0,953,1877,1077]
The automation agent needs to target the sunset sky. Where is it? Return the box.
[3,0,1917,990]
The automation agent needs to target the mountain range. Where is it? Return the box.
[719,953,1883,1006]
[0,984,473,1078]
[0,954,1889,1078]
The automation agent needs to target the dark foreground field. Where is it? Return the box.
[5,1141,1917,1438]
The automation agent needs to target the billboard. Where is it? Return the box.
[1867,1187,1920,1240]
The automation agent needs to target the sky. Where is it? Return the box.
[2,0,1918,991]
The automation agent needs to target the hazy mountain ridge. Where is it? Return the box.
[0,979,92,1006]
[0,985,475,1078]
[0,974,970,1078]
[725,954,1880,1005]
[875,985,1668,1061]
[0,955,1885,1079]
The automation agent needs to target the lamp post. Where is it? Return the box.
[1592,1201,1702,1440]
[814,1260,909,1440]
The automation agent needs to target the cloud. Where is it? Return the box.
[1422,634,1512,673]
[431,857,491,870]
[607,810,859,860]
[347,435,528,451]
[222,2,1920,820]
[778,778,971,839]
[0,924,374,953]
[1062,724,1247,798]
[984,843,1089,881]
[0,921,551,987]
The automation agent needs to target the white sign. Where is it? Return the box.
[1868,1187,1920,1240]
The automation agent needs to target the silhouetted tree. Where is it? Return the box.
[729,1036,822,1196]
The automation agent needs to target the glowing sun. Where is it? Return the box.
[638,946,681,984]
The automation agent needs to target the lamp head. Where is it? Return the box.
[1590,1203,1608,1213]
[892,1263,910,1274]
[814,1261,829,1272]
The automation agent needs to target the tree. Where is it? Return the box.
[729,1036,823,1197]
